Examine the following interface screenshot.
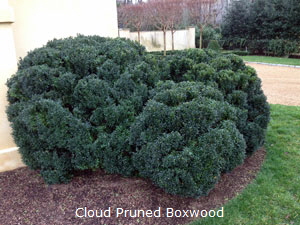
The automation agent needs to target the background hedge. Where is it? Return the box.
[221,0,300,56]
[7,36,269,197]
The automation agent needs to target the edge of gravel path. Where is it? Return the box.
[245,61,300,68]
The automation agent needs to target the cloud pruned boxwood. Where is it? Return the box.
[7,35,154,183]
[130,81,247,196]
[6,35,269,197]
[161,50,270,155]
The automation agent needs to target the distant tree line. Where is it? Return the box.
[221,0,300,56]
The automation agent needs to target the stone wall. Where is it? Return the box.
[119,27,195,52]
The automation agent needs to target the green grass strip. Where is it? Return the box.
[190,104,300,225]
[241,56,300,66]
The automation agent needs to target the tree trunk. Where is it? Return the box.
[138,30,141,44]
[171,30,175,51]
[199,25,203,49]
[163,29,167,56]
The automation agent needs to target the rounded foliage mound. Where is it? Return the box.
[161,49,270,155]
[7,35,157,183]
[7,36,269,197]
[207,40,221,52]
[130,81,246,196]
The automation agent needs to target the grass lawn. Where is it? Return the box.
[241,55,300,66]
[190,104,300,225]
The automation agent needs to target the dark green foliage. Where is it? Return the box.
[7,36,269,198]
[247,39,299,56]
[7,99,95,184]
[158,49,269,155]
[130,82,246,197]
[222,0,300,56]
[207,40,221,52]
[200,121,246,173]
[168,57,194,82]
[7,35,154,183]
[221,0,251,42]
[267,39,299,57]
[134,132,222,197]
[195,26,222,48]
[247,39,269,55]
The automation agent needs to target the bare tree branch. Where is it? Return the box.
[185,0,219,49]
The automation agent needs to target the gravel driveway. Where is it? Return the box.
[246,62,300,106]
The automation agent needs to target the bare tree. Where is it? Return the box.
[118,4,129,28]
[167,0,184,51]
[146,0,169,55]
[118,3,147,43]
[146,0,184,55]
[186,0,220,49]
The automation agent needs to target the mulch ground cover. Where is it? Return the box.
[0,148,266,225]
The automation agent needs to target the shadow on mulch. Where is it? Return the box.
[0,148,266,225]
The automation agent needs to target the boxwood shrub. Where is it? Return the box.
[161,49,270,155]
[7,35,157,183]
[6,35,269,197]
[130,81,246,196]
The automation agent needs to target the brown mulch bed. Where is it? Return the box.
[0,148,266,225]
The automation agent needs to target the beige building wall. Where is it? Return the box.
[0,0,118,172]
[9,0,119,59]
[119,27,196,52]
[0,2,17,151]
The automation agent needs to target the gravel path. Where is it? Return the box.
[246,62,300,106]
